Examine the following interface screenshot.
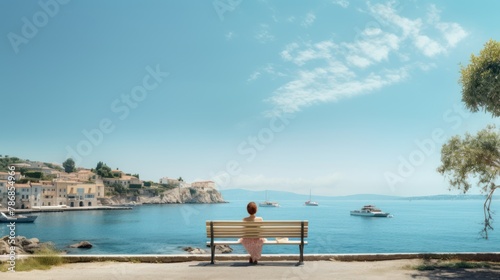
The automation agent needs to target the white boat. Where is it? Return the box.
[0,212,38,223]
[350,205,389,217]
[259,191,279,207]
[305,190,319,206]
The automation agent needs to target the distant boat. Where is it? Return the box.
[305,190,319,206]
[350,205,389,217]
[0,212,38,223]
[259,191,279,207]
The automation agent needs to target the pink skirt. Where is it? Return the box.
[239,238,266,261]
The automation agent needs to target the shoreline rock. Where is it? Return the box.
[0,235,55,255]
[69,241,93,249]
[183,245,233,254]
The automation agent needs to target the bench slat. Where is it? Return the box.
[206,228,309,233]
[206,221,308,226]
[207,232,308,237]
[206,241,308,245]
[207,234,306,238]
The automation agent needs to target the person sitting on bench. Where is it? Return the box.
[239,202,267,264]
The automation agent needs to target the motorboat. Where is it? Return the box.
[350,205,389,217]
[0,212,38,223]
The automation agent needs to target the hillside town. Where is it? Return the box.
[0,159,218,209]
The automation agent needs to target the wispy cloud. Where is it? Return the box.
[247,71,261,82]
[281,41,337,66]
[268,66,408,114]
[225,31,234,41]
[248,64,287,83]
[344,27,400,67]
[301,12,316,27]
[266,2,467,115]
[333,0,349,8]
[426,5,468,48]
[368,2,468,57]
[255,24,275,43]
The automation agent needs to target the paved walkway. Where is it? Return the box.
[2,259,500,280]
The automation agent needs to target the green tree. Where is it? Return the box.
[96,161,104,170]
[62,158,76,173]
[95,161,113,178]
[460,39,500,117]
[438,126,500,238]
[439,39,500,238]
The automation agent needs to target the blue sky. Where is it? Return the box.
[1,0,499,196]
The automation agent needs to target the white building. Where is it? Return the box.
[191,181,216,189]
[159,177,189,187]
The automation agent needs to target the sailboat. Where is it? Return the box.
[259,191,279,207]
[305,190,319,206]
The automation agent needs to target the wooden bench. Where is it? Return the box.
[206,220,308,264]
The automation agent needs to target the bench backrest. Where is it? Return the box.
[206,220,308,238]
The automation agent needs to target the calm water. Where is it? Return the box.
[3,199,499,255]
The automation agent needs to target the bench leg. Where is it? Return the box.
[210,245,215,264]
[298,244,304,265]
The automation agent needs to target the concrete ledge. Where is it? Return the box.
[2,253,500,263]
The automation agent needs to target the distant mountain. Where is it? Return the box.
[219,189,402,202]
[219,189,498,202]
[331,194,402,200]
[220,189,309,201]
[405,194,497,200]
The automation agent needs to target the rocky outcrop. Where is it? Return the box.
[183,247,207,254]
[69,241,93,249]
[100,186,226,206]
[184,245,233,254]
[0,236,54,254]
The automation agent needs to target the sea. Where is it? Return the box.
[3,199,499,255]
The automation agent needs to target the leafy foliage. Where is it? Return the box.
[95,161,113,178]
[24,171,44,179]
[460,39,500,117]
[438,127,500,238]
[0,156,23,172]
[62,158,76,173]
[111,182,127,195]
[43,162,63,171]
[438,125,500,194]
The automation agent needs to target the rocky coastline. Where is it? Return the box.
[99,186,226,206]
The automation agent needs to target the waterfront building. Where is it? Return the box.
[39,182,58,207]
[66,183,98,207]
[29,182,43,208]
[14,183,32,209]
[0,171,22,181]
[103,172,143,188]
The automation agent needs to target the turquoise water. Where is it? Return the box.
[3,199,499,254]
